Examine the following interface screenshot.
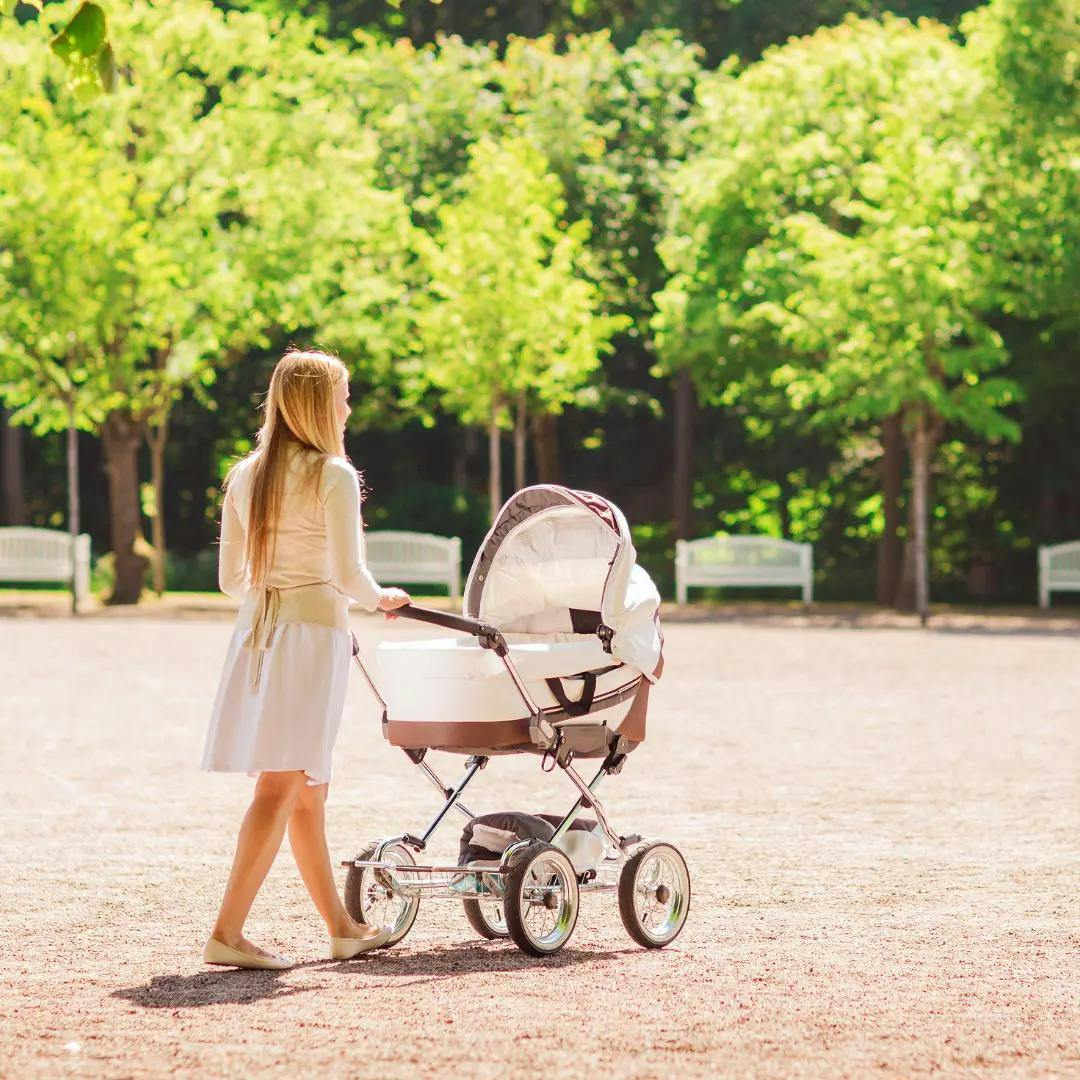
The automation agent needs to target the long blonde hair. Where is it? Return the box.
[227,348,349,587]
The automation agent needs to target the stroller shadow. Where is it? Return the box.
[327,940,635,988]
[111,962,330,1010]
[113,943,636,1007]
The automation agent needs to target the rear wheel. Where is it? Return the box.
[343,841,420,948]
[502,843,579,957]
[617,842,690,948]
[463,895,510,939]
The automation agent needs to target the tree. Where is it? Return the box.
[0,1,417,602]
[654,16,1021,619]
[966,0,1079,328]
[497,32,702,514]
[417,136,627,517]
[0,42,133,605]
[959,0,1080,563]
[340,30,702,498]
[1,5,254,601]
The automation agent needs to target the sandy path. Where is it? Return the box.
[1,614,1077,1078]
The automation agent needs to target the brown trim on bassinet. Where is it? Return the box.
[385,675,643,753]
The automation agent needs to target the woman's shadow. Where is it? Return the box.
[111,963,326,1010]
[112,940,630,1009]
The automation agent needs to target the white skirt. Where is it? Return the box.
[201,617,352,786]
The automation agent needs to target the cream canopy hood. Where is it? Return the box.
[463,485,663,682]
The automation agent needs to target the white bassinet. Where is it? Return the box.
[370,485,664,757]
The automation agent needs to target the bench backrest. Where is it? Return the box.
[364,530,462,594]
[675,534,813,602]
[1040,540,1080,577]
[677,535,809,572]
[0,527,80,580]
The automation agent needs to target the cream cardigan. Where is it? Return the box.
[218,447,385,612]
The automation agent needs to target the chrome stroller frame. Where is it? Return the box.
[341,604,691,957]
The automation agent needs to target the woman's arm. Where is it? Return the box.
[322,458,387,612]
[218,487,247,600]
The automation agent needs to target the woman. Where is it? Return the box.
[200,348,410,970]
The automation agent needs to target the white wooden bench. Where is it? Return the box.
[1038,540,1080,608]
[0,527,92,604]
[675,535,813,604]
[365,530,462,601]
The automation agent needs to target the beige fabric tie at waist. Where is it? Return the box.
[241,581,349,690]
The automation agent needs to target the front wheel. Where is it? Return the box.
[618,842,690,948]
[502,843,579,957]
[343,841,420,948]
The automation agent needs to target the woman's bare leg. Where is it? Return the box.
[288,781,382,940]
[211,770,308,955]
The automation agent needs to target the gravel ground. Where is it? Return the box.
[1,611,1078,1078]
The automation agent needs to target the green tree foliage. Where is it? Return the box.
[655,17,1026,618]
[2,1,117,99]
[958,0,1080,569]
[336,30,701,487]
[965,0,1079,323]
[417,136,628,516]
[2,1,1077,610]
[0,0,417,602]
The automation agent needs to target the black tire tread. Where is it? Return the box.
[462,897,509,940]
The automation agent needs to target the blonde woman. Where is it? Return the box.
[200,349,410,970]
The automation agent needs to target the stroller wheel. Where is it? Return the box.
[463,895,510,940]
[502,843,579,957]
[617,842,690,949]
[343,842,420,948]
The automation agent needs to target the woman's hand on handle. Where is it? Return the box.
[377,587,411,619]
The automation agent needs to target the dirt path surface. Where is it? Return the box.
[1,614,1077,1078]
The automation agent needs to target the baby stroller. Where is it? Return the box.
[342,485,690,957]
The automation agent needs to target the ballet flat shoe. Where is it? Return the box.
[329,926,394,960]
[203,937,294,970]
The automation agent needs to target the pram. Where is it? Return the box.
[342,485,690,957]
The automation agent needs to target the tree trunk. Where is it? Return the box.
[1,406,28,522]
[876,413,904,606]
[1,407,27,526]
[673,368,696,540]
[530,412,559,484]
[898,411,934,625]
[488,413,502,522]
[66,397,81,615]
[521,0,546,37]
[101,410,148,605]
[146,413,169,596]
[452,424,468,495]
[514,391,527,493]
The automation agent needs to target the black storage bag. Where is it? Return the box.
[458,811,599,864]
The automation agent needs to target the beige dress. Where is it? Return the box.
[200,446,385,785]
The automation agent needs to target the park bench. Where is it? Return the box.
[1038,540,1080,608]
[364,530,462,601]
[675,534,813,605]
[0,526,92,604]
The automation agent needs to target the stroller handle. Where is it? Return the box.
[394,604,508,656]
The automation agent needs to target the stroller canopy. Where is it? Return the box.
[463,485,663,681]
